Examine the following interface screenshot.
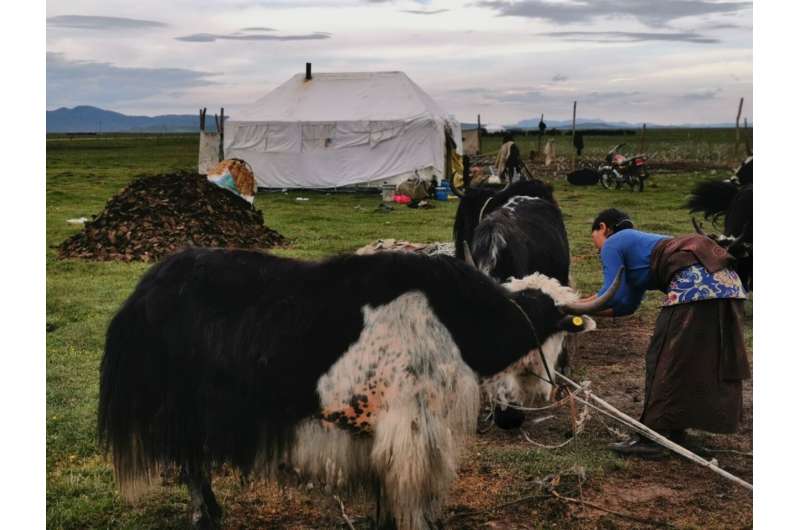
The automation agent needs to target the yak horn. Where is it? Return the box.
[692,217,708,237]
[561,266,624,315]
[463,241,476,268]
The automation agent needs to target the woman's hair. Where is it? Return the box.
[502,132,514,143]
[591,208,634,233]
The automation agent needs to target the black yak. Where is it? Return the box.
[98,248,618,529]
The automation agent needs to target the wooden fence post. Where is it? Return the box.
[477,113,482,154]
[734,97,744,160]
[219,107,225,161]
[571,101,577,170]
[639,123,647,153]
[537,113,544,155]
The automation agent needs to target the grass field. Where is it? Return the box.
[46,132,752,528]
[478,127,749,163]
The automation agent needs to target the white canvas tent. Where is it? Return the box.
[224,70,462,189]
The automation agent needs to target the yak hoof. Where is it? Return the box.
[192,507,221,530]
[192,510,220,530]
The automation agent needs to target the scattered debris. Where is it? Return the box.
[58,172,286,262]
[355,239,455,257]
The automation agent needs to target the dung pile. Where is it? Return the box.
[58,172,286,262]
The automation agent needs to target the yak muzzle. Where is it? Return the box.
[493,404,525,430]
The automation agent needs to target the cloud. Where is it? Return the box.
[478,0,750,27]
[46,52,217,108]
[540,31,719,44]
[176,31,331,42]
[47,15,167,30]
[680,88,723,100]
[552,73,568,82]
[400,9,450,15]
[239,27,276,32]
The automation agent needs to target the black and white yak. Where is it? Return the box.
[686,156,753,290]
[453,180,565,283]
[453,180,573,425]
[98,247,619,530]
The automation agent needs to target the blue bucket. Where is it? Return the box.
[435,186,448,201]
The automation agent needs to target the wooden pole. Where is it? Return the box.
[477,114,482,154]
[744,117,752,156]
[537,113,544,154]
[734,97,744,159]
[638,123,647,153]
[571,101,577,170]
[219,107,225,161]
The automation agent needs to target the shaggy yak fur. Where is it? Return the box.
[453,179,568,284]
[452,180,572,418]
[686,157,753,290]
[98,248,597,530]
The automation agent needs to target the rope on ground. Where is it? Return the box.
[554,372,753,492]
[332,495,356,530]
[549,490,676,529]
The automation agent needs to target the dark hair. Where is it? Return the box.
[502,132,514,143]
[591,208,634,233]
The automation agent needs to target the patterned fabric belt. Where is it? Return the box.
[663,264,747,306]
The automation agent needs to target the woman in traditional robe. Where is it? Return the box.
[579,208,750,457]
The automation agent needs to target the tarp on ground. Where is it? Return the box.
[224,71,462,189]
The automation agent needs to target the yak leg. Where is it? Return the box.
[182,466,222,529]
[372,407,455,530]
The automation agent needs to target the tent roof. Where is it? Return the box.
[231,71,451,123]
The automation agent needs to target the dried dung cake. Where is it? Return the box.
[58,172,286,262]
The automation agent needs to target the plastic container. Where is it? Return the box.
[435,186,448,201]
[381,184,396,202]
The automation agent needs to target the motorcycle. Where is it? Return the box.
[598,143,649,192]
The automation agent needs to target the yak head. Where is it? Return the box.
[467,242,622,430]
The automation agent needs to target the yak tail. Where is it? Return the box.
[98,302,163,502]
[685,180,739,222]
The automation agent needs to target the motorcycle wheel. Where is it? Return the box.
[600,171,614,190]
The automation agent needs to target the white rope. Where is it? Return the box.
[554,372,753,492]
[478,197,493,222]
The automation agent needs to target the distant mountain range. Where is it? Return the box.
[46,106,739,133]
[46,106,217,133]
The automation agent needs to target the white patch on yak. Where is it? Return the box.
[478,231,506,276]
[479,271,597,411]
[503,271,580,306]
[502,195,540,215]
[292,291,481,530]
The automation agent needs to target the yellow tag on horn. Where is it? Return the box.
[572,316,583,327]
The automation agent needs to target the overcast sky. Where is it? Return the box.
[46,0,753,125]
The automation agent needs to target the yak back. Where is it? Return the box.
[98,248,543,475]
[473,198,569,284]
[454,179,556,260]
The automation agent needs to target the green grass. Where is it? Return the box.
[46,132,751,528]
[479,127,748,163]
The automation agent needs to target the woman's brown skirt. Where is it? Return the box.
[641,298,750,433]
